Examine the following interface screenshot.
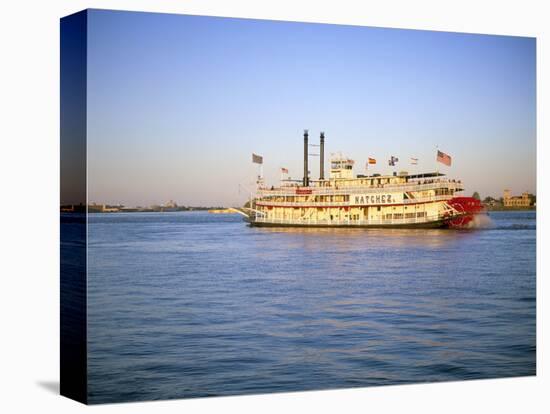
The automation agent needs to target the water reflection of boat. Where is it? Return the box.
[238,130,484,229]
[254,226,476,249]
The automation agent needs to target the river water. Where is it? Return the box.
[85,210,536,403]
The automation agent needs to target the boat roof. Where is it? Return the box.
[281,171,446,185]
[354,171,445,179]
[405,172,446,179]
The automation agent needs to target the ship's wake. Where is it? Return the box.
[467,213,536,231]
[465,213,495,229]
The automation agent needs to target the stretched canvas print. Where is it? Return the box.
[60,9,536,404]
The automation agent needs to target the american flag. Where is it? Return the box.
[252,153,263,164]
[436,150,451,166]
[281,167,289,174]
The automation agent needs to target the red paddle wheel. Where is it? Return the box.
[445,197,485,228]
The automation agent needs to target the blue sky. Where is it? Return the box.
[86,9,536,206]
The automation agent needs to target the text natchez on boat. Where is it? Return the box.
[238,130,484,229]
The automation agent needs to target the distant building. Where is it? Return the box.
[503,189,534,208]
[161,200,178,212]
[87,203,122,212]
[102,204,121,212]
[482,196,499,208]
[164,200,178,208]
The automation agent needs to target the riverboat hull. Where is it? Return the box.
[245,197,485,229]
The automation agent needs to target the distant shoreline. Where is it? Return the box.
[61,205,536,214]
[60,205,229,213]
[88,207,227,213]
[484,206,536,212]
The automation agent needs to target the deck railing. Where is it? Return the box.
[255,194,453,207]
[257,179,463,197]
[251,214,444,226]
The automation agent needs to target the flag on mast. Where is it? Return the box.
[388,156,399,166]
[252,153,263,164]
[436,150,452,166]
[368,157,376,164]
[410,157,418,165]
[281,167,288,174]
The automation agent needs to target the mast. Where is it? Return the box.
[303,129,309,186]
[320,132,325,181]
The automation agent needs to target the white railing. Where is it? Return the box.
[255,195,453,207]
[257,179,463,197]
[251,214,445,226]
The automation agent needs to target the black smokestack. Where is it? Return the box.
[320,132,325,181]
[303,129,309,187]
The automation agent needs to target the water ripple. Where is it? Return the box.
[83,210,536,403]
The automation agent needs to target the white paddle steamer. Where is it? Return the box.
[241,131,483,228]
